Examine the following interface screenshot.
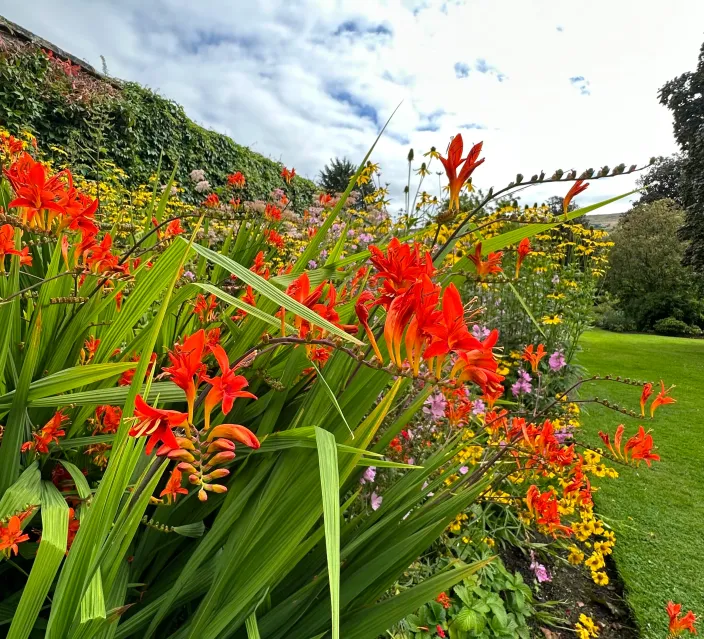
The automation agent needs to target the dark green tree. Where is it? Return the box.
[318,157,357,194]
[659,42,704,271]
[636,155,684,206]
[606,199,703,329]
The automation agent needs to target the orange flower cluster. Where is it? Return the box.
[598,424,661,467]
[667,601,697,636]
[467,243,503,277]
[281,166,296,184]
[129,330,260,501]
[21,410,69,454]
[525,485,572,537]
[0,509,32,558]
[359,238,504,394]
[227,171,246,188]
[439,134,485,212]
[522,343,547,373]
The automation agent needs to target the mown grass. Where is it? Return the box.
[577,329,704,638]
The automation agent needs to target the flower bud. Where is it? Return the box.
[203,483,228,494]
[198,489,208,502]
[177,462,198,474]
[188,474,201,485]
[174,437,195,450]
[203,468,230,481]
[167,449,195,462]
[205,451,236,468]
[207,438,236,454]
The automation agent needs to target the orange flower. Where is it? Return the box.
[0,224,21,263]
[162,330,207,419]
[0,515,30,557]
[640,382,653,417]
[355,291,383,363]
[522,344,547,373]
[280,272,326,337]
[467,243,503,277]
[21,410,68,454]
[264,229,284,249]
[436,592,452,609]
[525,485,571,537]
[281,166,296,184]
[130,395,188,455]
[650,380,676,417]
[66,508,80,552]
[451,329,504,396]
[17,245,32,266]
[204,345,257,424]
[265,203,282,221]
[193,293,218,324]
[227,171,246,188]
[563,180,589,217]
[203,193,220,208]
[438,134,485,212]
[160,468,189,504]
[82,336,100,363]
[318,193,333,206]
[515,237,531,278]
[599,424,660,467]
[667,601,698,636]
[250,251,270,279]
[94,405,122,434]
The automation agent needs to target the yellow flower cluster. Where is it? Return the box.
[575,613,599,638]
[448,512,468,533]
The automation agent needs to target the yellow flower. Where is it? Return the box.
[541,315,563,325]
[577,613,600,637]
[567,546,585,565]
[592,571,609,586]
[585,552,605,571]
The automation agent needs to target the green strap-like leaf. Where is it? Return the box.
[315,427,341,639]
[245,614,261,639]
[6,482,68,639]
[506,281,546,338]
[0,463,41,519]
[185,240,363,345]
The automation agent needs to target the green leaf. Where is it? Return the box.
[0,463,41,519]
[185,241,363,345]
[31,382,184,409]
[245,614,261,639]
[59,461,92,501]
[311,362,352,438]
[315,427,341,639]
[6,482,68,639]
[506,281,546,338]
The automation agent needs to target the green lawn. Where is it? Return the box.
[577,329,704,638]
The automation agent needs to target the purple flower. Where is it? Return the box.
[407,457,415,465]
[358,232,374,243]
[511,369,532,396]
[183,270,195,281]
[371,492,383,511]
[472,399,486,415]
[530,551,552,583]
[308,260,318,269]
[320,250,328,259]
[549,351,566,371]
[423,393,447,420]
[472,324,491,340]
[555,426,574,444]
[360,466,376,485]
[459,466,469,475]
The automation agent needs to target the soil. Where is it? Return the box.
[501,544,639,638]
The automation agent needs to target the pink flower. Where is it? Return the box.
[530,551,552,583]
[371,492,383,511]
[360,466,376,485]
[459,466,469,475]
[549,351,566,371]
[423,393,447,420]
[511,369,532,396]
[472,399,486,415]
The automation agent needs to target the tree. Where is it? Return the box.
[318,157,356,194]
[606,199,703,329]
[659,42,704,271]
[636,155,684,206]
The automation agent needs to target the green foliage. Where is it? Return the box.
[660,41,704,272]
[636,155,684,206]
[652,316,701,336]
[0,39,316,211]
[319,157,357,194]
[606,199,703,330]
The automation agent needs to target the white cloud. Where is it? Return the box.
[5,0,704,213]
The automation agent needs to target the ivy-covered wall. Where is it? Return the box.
[0,30,317,208]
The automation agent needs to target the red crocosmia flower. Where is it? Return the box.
[482,385,504,409]
[66,508,80,552]
[160,467,189,504]
[17,245,32,266]
[525,485,572,537]
[522,344,547,373]
[204,345,257,426]
[264,229,285,249]
[563,179,589,216]
[384,287,419,368]
[207,423,260,449]
[667,601,698,636]
[402,276,442,375]
[21,410,69,454]
[205,327,221,350]
[355,291,384,363]
[599,424,660,467]
[640,382,653,417]
[467,243,503,277]
[251,251,270,279]
[281,166,296,184]
[193,293,218,324]
[318,193,333,206]
[227,171,246,188]
[280,272,326,337]
[162,330,207,420]
[164,219,184,238]
[369,238,435,309]
[82,336,100,363]
[265,203,282,221]
[242,285,256,307]
[0,515,31,557]
[86,234,120,274]
[59,179,99,236]
[650,379,676,417]
[515,237,531,278]
[0,224,21,262]
[203,193,220,208]
[423,283,475,363]
[311,284,358,337]
[451,329,504,395]
[130,395,187,454]
[438,134,485,212]
[95,405,122,434]
[4,153,67,228]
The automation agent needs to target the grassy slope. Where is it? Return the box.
[577,329,704,638]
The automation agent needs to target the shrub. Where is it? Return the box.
[653,316,700,336]
[597,307,637,333]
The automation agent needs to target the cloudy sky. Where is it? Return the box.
[4,0,704,213]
